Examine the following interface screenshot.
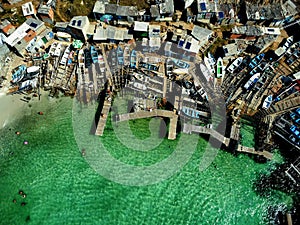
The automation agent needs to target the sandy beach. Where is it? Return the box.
[0,89,53,129]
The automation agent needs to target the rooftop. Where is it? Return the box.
[191,25,213,41]
[93,25,133,41]
[134,21,149,32]
[38,4,52,15]
[159,0,174,14]
[22,2,35,17]
[69,16,89,30]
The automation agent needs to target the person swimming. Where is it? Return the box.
[21,202,27,206]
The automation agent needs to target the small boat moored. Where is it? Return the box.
[117,46,124,66]
[216,57,224,78]
[262,95,273,109]
[243,73,260,90]
[90,46,98,64]
[226,57,243,73]
[130,50,137,68]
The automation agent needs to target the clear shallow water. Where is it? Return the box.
[0,96,292,224]
[240,119,255,148]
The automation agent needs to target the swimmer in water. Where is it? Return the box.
[21,202,27,206]
[13,199,17,203]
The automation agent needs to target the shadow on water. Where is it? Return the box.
[89,82,108,134]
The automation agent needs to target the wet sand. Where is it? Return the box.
[0,90,51,129]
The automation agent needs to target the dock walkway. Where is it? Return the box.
[117,109,178,140]
[182,123,230,146]
[237,145,273,160]
[182,123,273,160]
[95,100,112,136]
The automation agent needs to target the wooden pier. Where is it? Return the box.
[236,145,273,160]
[182,123,273,160]
[95,100,112,136]
[182,123,230,146]
[117,109,178,140]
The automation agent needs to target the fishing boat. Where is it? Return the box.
[123,46,130,66]
[283,36,293,50]
[208,52,216,64]
[49,42,58,56]
[216,57,224,78]
[19,78,38,91]
[84,48,92,67]
[173,68,189,75]
[11,65,26,84]
[249,61,268,76]
[117,46,124,66]
[262,95,273,109]
[133,82,147,90]
[181,106,210,119]
[90,46,98,64]
[139,62,159,71]
[78,49,85,67]
[130,49,137,68]
[109,48,118,71]
[165,58,173,77]
[172,58,190,69]
[204,56,215,75]
[26,66,40,79]
[249,53,265,69]
[243,73,260,90]
[98,54,105,73]
[227,57,243,73]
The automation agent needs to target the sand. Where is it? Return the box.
[0,89,52,129]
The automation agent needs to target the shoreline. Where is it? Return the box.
[0,89,55,130]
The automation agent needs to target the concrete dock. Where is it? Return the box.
[117,109,178,140]
[182,123,230,146]
[182,123,273,160]
[95,100,112,136]
[237,145,273,160]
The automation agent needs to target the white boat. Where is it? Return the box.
[216,57,224,78]
[60,46,70,65]
[133,82,147,90]
[227,57,243,73]
[49,42,58,56]
[123,46,130,66]
[204,56,215,75]
[53,43,62,57]
[78,49,85,67]
[283,36,293,50]
[262,95,273,109]
[244,73,260,90]
[173,68,189,74]
[19,78,38,90]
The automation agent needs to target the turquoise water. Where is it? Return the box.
[0,96,292,224]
